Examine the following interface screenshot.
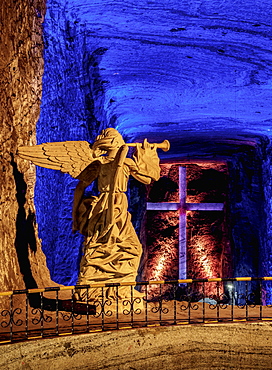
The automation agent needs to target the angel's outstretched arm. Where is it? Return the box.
[125,158,152,184]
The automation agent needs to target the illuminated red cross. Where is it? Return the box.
[147,166,224,279]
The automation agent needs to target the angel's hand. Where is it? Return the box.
[135,139,157,157]
[142,138,151,150]
[132,139,160,182]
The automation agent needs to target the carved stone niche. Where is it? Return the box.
[134,137,270,305]
[138,161,231,299]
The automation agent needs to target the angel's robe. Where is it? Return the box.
[73,144,160,301]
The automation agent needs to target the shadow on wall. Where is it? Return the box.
[11,154,38,290]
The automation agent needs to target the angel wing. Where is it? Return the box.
[17,141,96,178]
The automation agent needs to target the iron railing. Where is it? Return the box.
[1,277,272,344]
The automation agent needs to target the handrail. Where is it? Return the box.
[1,276,272,296]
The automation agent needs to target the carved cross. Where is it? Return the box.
[147,166,224,279]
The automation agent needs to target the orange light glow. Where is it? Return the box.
[152,254,167,280]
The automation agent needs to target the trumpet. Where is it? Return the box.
[126,139,170,152]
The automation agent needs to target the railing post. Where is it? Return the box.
[101,286,105,331]
[159,284,162,325]
[259,279,263,321]
[216,282,220,322]
[130,285,134,328]
[71,288,75,334]
[40,292,44,338]
[25,292,29,339]
[145,284,148,326]
[173,282,177,325]
[245,281,248,321]
[9,294,13,342]
[116,286,119,330]
[86,287,89,332]
[202,281,205,323]
[56,290,59,336]
[188,282,191,324]
[231,281,234,322]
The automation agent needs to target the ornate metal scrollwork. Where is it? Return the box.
[31,308,53,325]
[151,298,170,315]
[179,293,200,312]
[236,293,247,309]
[59,311,82,321]
[122,297,142,315]
[208,293,228,310]
[0,308,23,328]
[247,292,257,308]
[93,299,113,318]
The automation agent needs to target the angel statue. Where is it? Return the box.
[18,128,170,303]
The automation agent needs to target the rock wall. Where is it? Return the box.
[228,144,267,278]
[0,0,53,291]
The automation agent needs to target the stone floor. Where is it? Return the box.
[1,320,272,370]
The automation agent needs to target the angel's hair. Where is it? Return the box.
[93,128,125,152]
